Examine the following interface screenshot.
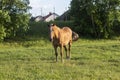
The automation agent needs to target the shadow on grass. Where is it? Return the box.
[71,56,90,60]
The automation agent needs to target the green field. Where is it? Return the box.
[0,38,120,80]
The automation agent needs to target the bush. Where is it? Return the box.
[27,21,74,38]
[0,25,6,41]
[27,22,49,38]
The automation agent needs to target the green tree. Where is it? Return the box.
[0,0,31,40]
[70,0,120,38]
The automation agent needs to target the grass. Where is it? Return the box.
[0,38,120,80]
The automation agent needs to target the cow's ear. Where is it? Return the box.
[51,23,55,26]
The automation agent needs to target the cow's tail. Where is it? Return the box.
[72,31,79,41]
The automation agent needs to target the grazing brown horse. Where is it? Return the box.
[48,23,79,62]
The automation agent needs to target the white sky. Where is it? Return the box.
[29,0,72,17]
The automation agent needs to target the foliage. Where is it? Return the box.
[70,0,120,38]
[28,21,74,38]
[28,21,49,38]
[0,0,31,40]
[0,39,120,80]
[0,10,10,41]
[0,25,6,41]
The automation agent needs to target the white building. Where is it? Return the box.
[43,12,59,22]
[33,12,59,22]
[34,16,43,22]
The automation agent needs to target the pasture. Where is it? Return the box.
[0,38,120,80]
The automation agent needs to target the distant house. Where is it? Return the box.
[31,12,59,22]
[34,16,44,22]
[43,12,59,22]
[57,10,71,21]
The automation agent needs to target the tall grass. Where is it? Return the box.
[0,38,120,80]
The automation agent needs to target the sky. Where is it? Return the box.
[29,0,72,17]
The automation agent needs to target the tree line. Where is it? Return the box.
[0,0,30,41]
[70,0,120,38]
